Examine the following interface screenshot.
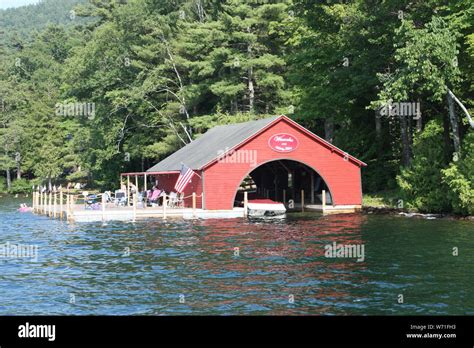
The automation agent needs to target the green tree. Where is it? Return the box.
[397,120,450,212]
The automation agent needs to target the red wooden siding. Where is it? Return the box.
[151,172,203,208]
[203,118,363,210]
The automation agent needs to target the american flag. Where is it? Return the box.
[174,163,195,193]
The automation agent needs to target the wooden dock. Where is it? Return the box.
[30,191,247,222]
[30,190,360,223]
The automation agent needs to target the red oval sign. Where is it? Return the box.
[268,133,299,153]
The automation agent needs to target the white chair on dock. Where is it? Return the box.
[168,192,178,208]
[177,192,184,208]
[114,190,127,206]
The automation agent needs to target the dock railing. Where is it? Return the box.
[33,190,204,222]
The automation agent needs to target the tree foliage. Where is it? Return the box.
[0,0,472,214]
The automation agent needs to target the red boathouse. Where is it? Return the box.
[130,115,367,213]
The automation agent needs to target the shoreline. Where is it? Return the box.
[1,194,473,221]
[363,206,474,221]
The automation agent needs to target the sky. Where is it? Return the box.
[0,0,40,10]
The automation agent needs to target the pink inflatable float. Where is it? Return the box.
[18,204,32,213]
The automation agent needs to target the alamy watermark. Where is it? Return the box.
[55,102,95,119]
[217,147,257,168]
[324,242,365,262]
[378,101,420,120]
[0,241,38,261]
[18,322,55,341]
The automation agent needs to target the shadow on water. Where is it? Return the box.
[0,196,472,315]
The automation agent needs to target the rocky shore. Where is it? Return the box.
[363,206,474,221]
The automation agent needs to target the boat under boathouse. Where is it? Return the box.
[134,115,367,214]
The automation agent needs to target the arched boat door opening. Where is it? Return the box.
[233,159,333,211]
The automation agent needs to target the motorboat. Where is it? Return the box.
[247,199,286,217]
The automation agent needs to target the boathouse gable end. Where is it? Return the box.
[202,117,365,210]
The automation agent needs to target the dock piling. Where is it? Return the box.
[59,190,63,220]
[48,192,52,218]
[102,193,106,223]
[53,192,57,218]
[192,192,196,217]
[127,175,130,207]
[66,194,70,221]
[144,173,147,209]
[322,189,326,212]
[132,193,137,222]
[163,194,167,219]
[301,189,304,212]
[243,191,248,217]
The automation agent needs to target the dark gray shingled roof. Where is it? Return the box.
[147,116,280,172]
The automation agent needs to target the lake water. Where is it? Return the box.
[0,196,472,315]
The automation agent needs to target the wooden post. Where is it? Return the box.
[102,193,106,223]
[48,192,52,217]
[144,173,147,209]
[322,189,326,212]
[53,192,57,218]
[59,190,63,220]
[132,193,137,222]
[163,194,167,219]
[32,191,35,212]
[135,175,139,195]
[66,194,70,221]
[70,195,75,215]
[291,169,295,202]
[192,192,196,217]
[310,171,315,204]
[127,175,130,206]
[301,189,304,212]
[41,191,45,214]
[67,194,74,222]
[243,191,248,217]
